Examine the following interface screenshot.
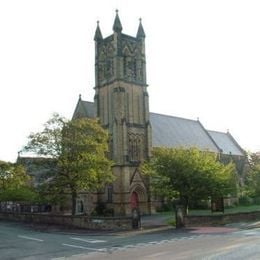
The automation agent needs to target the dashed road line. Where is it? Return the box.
[18,235,44,242]
[70,237,106,243]
[148,241,158,244]
[62,243,105,252]
[124,244,135,248]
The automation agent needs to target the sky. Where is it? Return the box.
[0,0,260,162]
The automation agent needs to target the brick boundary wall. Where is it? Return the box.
[184,211,260,227]
[0,212,132,230]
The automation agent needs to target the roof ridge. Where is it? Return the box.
[81,100,94,104]
[197,121,222,153]
[207,129,227,134]
[150,112,198,122]
[226,132,246,155]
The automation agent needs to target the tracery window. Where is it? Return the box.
[124,56,137,80]
[128,133,143,162]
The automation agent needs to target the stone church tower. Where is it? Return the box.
[94,11,152,215]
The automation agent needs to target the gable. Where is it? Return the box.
[207,130,244,156]
[72,99,96,119]
[130,168,144,185]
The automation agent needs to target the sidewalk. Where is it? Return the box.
[8,213,260,236]
[141,213,172,228]
[225,220,260,230]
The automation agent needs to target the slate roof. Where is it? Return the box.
[208,130,244,156]
[72,98,96,119]
[150,113,220,153]
[73,99,244,156]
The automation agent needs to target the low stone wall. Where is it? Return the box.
[0,212,132,230]
[185,211,260,227]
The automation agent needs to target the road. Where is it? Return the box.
[1,220,260,259]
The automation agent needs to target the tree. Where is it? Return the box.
[244,152,260,199]
[24,114,114,215]
[0,161,36,202]
[142,147,237,213]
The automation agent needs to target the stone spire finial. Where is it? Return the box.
[113,9,122,33]
[137,17,145,38]
[94,20,103,41]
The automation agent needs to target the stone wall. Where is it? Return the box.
[185,211,260,226]
[0,212,132,231]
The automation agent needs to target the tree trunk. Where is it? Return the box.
[71,191,77,216]
[180,195,189,216]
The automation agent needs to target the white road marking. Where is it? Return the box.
[62,243,105,252]
[124,244,135,248]
[18,235,44,242]
[148,241,158,244]
[70,237,106,243]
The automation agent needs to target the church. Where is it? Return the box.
[72,11,245,216]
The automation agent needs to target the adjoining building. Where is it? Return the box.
[72,11,246,216]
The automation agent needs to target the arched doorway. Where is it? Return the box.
[130,191,139,209]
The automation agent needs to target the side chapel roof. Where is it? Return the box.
[72,96,96,119]
[207,130,244,156]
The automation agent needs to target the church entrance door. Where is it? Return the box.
[130,191,139,209]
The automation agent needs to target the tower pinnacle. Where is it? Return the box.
[137,18,145,38]
[113,9,122,32]
[94,20,103,41]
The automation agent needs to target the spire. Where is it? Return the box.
[113,9,122,33]
[136,18,145,38]
[94,21,103,41]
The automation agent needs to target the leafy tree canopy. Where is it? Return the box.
[0,161,36,202]
[142,147,237,209]
[24,114,114,215]
[0,161,30,190]
[244,152,260,197]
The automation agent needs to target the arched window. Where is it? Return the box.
[128,134,143,162]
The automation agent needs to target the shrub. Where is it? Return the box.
[253,197,260,205]
[156,202,173,212]
[189,200,209,210]
[239,196,253,206]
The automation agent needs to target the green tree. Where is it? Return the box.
[142,147,237,213]
[244,152,260,198]
[0,161,36,202]
[24,114,114,215]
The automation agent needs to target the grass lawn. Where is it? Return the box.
[189,205,260,216]
[156,205,260,218]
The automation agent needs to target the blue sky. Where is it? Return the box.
[0,0,260,162]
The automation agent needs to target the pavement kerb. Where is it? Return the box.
[23,221,173,236]
[225,221,260,230]
[115,225,173,236]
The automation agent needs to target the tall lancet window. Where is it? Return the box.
[128,133,143,162]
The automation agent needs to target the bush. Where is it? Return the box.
[253,197,260,205]
[239,196,253,206]
[156,202,173,212]
[189,200,209,210]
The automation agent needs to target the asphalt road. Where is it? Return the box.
[1,220,260,259]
